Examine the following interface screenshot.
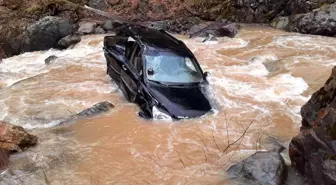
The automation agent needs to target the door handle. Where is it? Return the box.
[122,65,127,71]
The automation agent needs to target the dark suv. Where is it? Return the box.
[103,25,212,120]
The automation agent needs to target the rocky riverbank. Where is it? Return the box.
[1,0,335,58]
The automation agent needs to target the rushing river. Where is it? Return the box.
[0,25,335,185]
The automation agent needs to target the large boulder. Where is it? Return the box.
[228,151,287,185]
[272,3,336,37]
[21,16,73,53]
[289,66,336,185]
[284,0,335,15]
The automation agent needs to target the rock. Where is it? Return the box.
[0,121,37,152]
[60,101,114,124]
[284,0,335,15]
[44,55,58,65]
[77,22,97,35]
[21,16,73,53]
[56,35,81,49]
[94,26,105,34]
[144,17,202,34]
[289,66,336,185]
[271,3,336,37]
[88,0,108,10]
[102,20,115,32]
[189,21,239,38]
[228,151,287,185]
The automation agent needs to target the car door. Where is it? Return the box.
[103,36,128,84]
[119,43,141,102]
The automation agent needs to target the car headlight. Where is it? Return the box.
[152,106,172,121]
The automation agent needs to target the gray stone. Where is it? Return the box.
[189,21,239,38]
[56,35,81,49]
[271,3,336,37]
[77,22,97,35]
[228,151,287,185]
[44,55,58,65]
[21,16,72,52]
[60,101,114,124]
[103,20,115,31]
[88,0,108,10]
[94,26,105,34]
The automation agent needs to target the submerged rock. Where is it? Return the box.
[228,151,287,185]
[271,3,336,37]
[44,55,58,65]
[289,66,336,185]
[56,35,81,49]
[21,16,73,53]
[60,101,114,124]
[189,21,238,38]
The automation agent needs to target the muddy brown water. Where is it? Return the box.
[0,26,335,184]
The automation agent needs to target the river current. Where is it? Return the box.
[0,25,335,184]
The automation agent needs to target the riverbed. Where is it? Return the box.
[0,25,335,185]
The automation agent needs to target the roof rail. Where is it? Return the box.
[159,30,181,44]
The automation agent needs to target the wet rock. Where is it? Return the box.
[189,21,238,38]
[21,16,73,53]
[289,66,336,185]
[77,21,97,35]
[60,101,114,124]
[0,121,37,152]
[44,55,58,65]
[271,3,336,37]
[56,35,81,50]
[94,26,105,34]
[228,151,287,185]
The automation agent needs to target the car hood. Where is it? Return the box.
[148,83,212,118]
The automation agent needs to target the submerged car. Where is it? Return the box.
[103,25,213,120]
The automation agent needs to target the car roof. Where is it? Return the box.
[116,25,190,54]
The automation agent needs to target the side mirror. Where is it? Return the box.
[147,68,154,76]
[203,72,211,78]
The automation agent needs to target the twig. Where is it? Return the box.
[222,119,255,154]
[201,147,208,163]
[212,130,221,153]
[43,171,50,185]
[176,150,186,168]
[224,111,229,146]
[197,132,209,152]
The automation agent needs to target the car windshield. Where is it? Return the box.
[144,50,203,84]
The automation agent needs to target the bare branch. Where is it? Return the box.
[212,130,221,153]
[222,119,255,154]
[176,150,186,168]
[224,111,229,146]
